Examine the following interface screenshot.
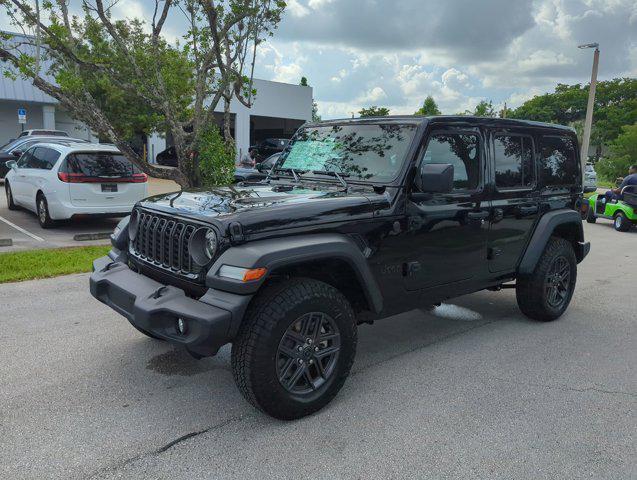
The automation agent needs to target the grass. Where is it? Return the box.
[0,245,110,284]
[596,180,615,189]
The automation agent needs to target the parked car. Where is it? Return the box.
[90,116,589,420]
[233,153,280,183]
[4,142,147,228]
[584,163,597,192]
[250,138,288,160]
[18,129,70,138]
[0,136,89,180]
[155,145,177,167]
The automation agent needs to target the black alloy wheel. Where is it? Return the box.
[276,312,341,394]
[544,256,571,310]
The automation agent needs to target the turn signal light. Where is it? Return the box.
[243,268,267,282]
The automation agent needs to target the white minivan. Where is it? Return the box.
[4,142,148,228]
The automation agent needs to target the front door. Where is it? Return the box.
[403,127,490,291]
[487,131,540,273]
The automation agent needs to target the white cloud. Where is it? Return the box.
[286,0,311,18]
[358,86,387,103]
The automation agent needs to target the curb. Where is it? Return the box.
[74,232,112,242]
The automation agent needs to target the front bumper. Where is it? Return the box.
[90,255,250,357]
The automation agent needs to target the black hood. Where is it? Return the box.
[139,183,389,236]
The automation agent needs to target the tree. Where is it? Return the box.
[0,0,285,188]
[358,106,390,117]
[509,78,637,158]
[468,100,496,117]
[299,76,320,122]
[414,96,441,116]
[595,123,637,183]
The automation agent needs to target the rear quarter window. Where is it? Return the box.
[539,135,579,187]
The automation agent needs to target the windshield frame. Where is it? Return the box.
[272,119,423,186]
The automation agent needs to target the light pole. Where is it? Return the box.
[578,43,599,170]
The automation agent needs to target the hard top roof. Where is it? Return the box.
[305,115,575,132]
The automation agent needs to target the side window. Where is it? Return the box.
[17,148,35,168]
[540,135,578,186]
[493,135,534,189]
[41,148,60,170]
[420,132,480,191]
[29,147,48,169]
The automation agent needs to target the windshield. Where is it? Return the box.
[276,123,417,183]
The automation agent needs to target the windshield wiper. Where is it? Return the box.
[312,170,349,189]
[273,167,303,182]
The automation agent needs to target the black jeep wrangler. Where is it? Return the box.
[90,116,590,419]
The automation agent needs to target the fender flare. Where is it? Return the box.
[206,233,383,314]
[517,209,589,276]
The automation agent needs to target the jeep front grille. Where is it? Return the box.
[130,211,201,276]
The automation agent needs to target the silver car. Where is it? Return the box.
[584,163,597,193]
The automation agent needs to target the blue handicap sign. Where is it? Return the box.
[18,108,26,116]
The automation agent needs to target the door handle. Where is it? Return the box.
[467,210,489,221]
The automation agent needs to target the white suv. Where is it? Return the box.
[4,142,148,228]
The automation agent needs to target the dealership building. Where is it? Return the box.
[0,33,312,161]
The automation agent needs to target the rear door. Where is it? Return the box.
[23,147,61,207]
[487,130,539,273]
[64,151,147,207]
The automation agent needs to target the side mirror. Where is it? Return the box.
[11,150,22,158]
[5,160,17,170]
[417,163,454,194]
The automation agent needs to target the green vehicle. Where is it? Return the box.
[587,185,637,231]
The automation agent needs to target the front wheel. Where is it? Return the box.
[516,237,577,322]
[613,212,631,232]
[231,278,357,420]
[585,206,596,223]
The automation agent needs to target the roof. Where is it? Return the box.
[29,141,120,154]
[307,115,574,132]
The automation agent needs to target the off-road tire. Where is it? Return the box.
[231,277,357,420]
[5,182,17,210]
[516,237,577,322]
[36,193,54,228]
[585,206,596,223]
[613,212,631,232]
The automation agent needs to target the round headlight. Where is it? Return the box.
[204,229,218,259]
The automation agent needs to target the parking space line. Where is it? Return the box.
[0,215,45,242]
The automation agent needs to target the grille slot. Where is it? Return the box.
[131,211,202,276]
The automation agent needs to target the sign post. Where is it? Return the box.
[18,108,27,132]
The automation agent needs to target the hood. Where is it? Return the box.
[139,183,385,235]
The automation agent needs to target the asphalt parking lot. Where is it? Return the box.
[0,178,179,252]
[1,221,635,479]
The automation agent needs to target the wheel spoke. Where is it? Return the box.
[310,314,323,341]
[318,332,339,342]
[284,330,305,345]
[278,344,298,359]
[315,345,339,359]
[278,358,295,382]
[285,364,305,390]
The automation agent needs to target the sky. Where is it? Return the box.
[2,0,636,119]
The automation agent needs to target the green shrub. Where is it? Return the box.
[596,123,637,183]
[197,127,236,187]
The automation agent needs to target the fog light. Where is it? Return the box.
[177,318,186,335]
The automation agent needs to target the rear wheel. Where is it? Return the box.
[36,193,55,228]
[5,182,17,210]
[516,237,577,322]
[613,212,631,232]
[585,206,596,223]
[231,278,357,420]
